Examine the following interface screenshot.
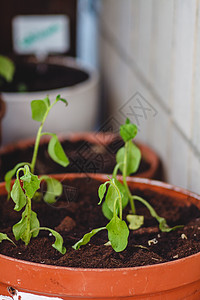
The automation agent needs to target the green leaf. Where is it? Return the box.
[158,217,183,233]
[11,179,26,211]
[48,134,69,167]
[0,233,16,246]
[0,55,15,82]
[31,98,50,122]
[4,162,28,198]
[116,141,141,175]
[41,176,62,204]
[56,94,68,105]
[106,215,129,252]
[127,214,144,230]
[39,227,66,254]
[102,201,113,220]
[98,181,108,204]
[72,227,106,250]
[13,206,40,244]
[120,119,138,142]
[105,180,128,214]
[21,169,40,199]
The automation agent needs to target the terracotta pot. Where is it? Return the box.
[0,132,160,180]
[0,173,200,300]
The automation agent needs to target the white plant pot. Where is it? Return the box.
[1,56,99,145]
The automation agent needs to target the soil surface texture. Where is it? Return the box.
[0,177,200,268]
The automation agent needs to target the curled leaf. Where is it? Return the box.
[127,214,144,230]
[48,134,69,167]
[11,179,26,211]
[0,233,16,246]
[72,227,106,250]
[41,176,62,204]
[39,227,66,254]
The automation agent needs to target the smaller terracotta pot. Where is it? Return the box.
[0,174,199,299]
[0,132,160,181]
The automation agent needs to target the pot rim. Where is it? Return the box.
[0,172,199,272]
[0,132,159,180]
[1,56,99,98]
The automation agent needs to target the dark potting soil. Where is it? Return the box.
[0,138,150,181]
[0,62,89,92]
[0,177,200,268]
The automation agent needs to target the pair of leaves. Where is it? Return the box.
[11,166,40,212]
[13,205,40,245]
[0,55,15,82]
[31,95,67,122]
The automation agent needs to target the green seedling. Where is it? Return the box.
[73,119,182,252]
[0,95,69,254]
[0,55,15,83]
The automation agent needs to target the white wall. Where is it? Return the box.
[99,0,200,193]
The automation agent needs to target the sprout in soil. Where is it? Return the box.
[73,118,182,252]
[0,95,69,254]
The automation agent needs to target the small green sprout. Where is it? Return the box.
[73,118,182,252]
[0,95,69,254]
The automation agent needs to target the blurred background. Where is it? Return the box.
[0,0,200,193]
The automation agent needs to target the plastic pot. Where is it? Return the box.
[0,173,200,299]
[1,56,99,145]
[0,132,160,180]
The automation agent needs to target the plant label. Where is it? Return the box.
[12,15,70,58]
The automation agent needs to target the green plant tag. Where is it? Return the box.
[0,55,15,82]
[11,179,26,211]
[72,227,106,250]
[127,214,144,230]
[120,119,138,142]
[41,176,62,204]
[0,233,16,245]
[31,97,50,122]
[116,141,141,175]
[48,134,69,167]
[106,215,129,252]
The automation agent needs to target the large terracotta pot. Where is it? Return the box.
[0,132,160,181]
[0,173,199,300]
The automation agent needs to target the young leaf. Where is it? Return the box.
[13,207,40,244]
[11,179,26,211]
[39,227,66,254]
[158,217,183,233]
[0,55,15,82]
[102,201,113,220]
[72,227,106,250]
[31,98,50,122]
[56,94,68,105]
[116,141,141,175]
[5,162,28,197]
[98,181,108,204]
[120,119,138,142]
[127,214,144,230]
[0,233,16,246]
[106,215,129,252]
[105,180,128,214]
[48,134,69,167]
[41,176,62,204]
[21,170,40,199]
